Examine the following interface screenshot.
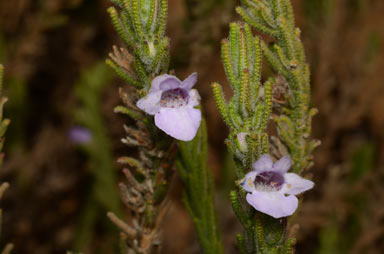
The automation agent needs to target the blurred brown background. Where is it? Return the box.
[0,0,383,253]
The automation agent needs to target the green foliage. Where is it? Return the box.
[237,0,320,174]
[349,142,375,182]
[213,0,318,253]
[72,62,121,251]
[317,216,340,254]
[212,20,293,254]
[176,119,223,254]
[108,0,170,90]
[302,0,332,24]
[317,142,377,254]
[364,32,382,65]
[107,1,182,252]
[212,22,272,172]
[317,212,362,254]
[318,142,375,254]
[108,2,224,251]
[2,76,27,153]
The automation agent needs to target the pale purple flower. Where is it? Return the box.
[136,73,201,141]
[68,126,92,144]
[240,154,314,218]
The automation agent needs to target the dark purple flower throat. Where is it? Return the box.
[160,88,189,108]
[254,171,285,192]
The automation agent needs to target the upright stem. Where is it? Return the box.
[107,1,174,253]
[212,0,319,252]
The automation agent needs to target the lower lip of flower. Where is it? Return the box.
[254,171,284,192]
[160,88,189,108]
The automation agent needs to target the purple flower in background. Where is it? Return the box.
[240,154,314,218]
[68,126,92,144]
[136,73,201,141]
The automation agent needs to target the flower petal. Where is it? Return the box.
[282,173,314,195]
[273,156,291,173]
[252,154,274,173]
[181,72,197,90]
[246,192,298,218]
[150,74,181,92]
[188,89,201,107]
[154,107,201,141]
[136,90,162,115]
[240,171,257,193]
